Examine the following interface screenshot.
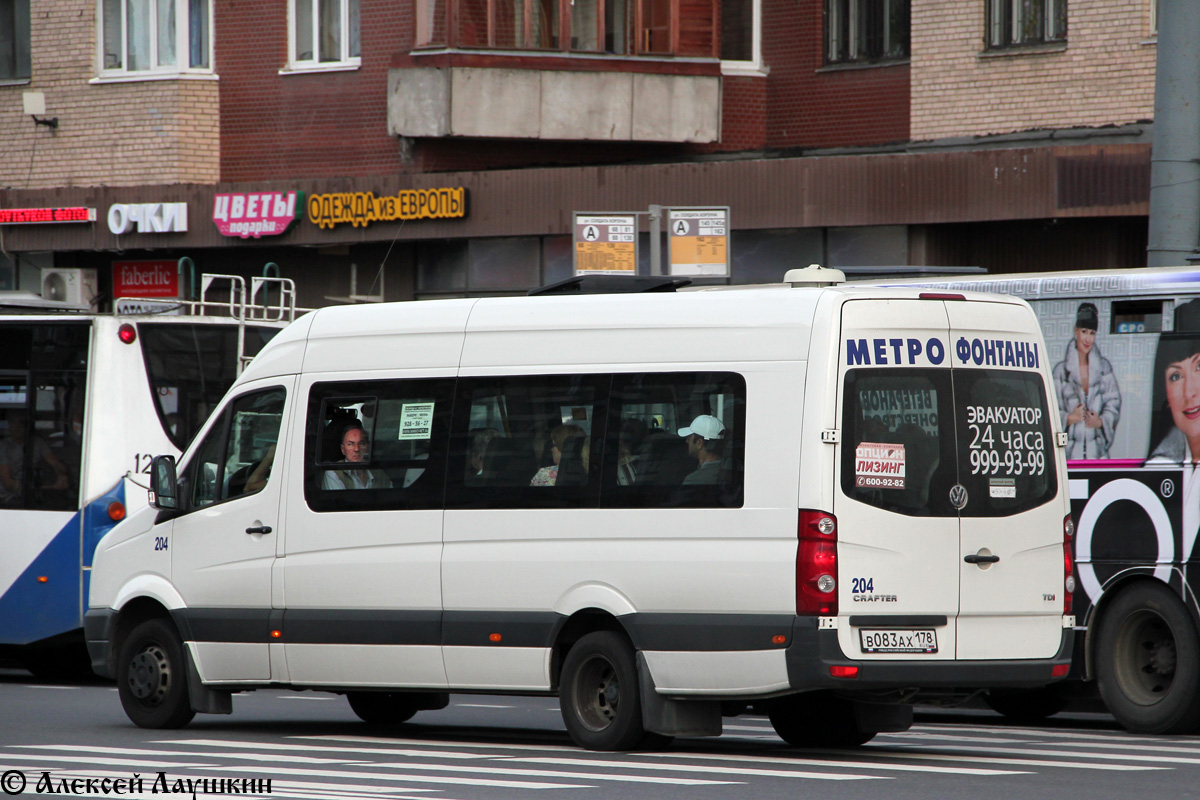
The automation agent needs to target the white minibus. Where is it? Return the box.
[86,269,1075,750]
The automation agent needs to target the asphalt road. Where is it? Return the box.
[0,668,1192,800]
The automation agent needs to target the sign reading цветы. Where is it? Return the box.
[213,191,303,239]
[574,214,638,276]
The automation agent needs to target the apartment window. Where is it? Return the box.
[987,0,1066,48]
[0,0,31,81]
[290,0,361,68]
[416,0,702,55]
[826,0,910,65]
[101,0,212,75]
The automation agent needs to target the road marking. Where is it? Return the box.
[891,743,1200,766]
[454,703,513,709]
[276,695,337,701]
[371,760,747,785]
[292,735,581,754]
[856,748,1167,771]
[160,739,491,760]
[14,744,358,765]
[206,764,591,790]
[630,751,1027,776]
[0,753,209,769]
[25,685,80,690]
[507,756,891,781]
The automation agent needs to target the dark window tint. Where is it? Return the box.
[305,379,452,512]
[187,388,285,510]
[841,369,955,516]
[955,370,1057,516]
[139,323,280,450]
[0,324,89,511]
[602,372,745,509]
[447,374,606,509]
[826,0,910,64]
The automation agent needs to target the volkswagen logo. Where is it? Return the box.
[949,484,968,510]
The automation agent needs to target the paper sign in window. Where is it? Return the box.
[855,442,906,489]
[398,402,435,440]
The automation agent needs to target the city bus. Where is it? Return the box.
[0,275,296,678]
[874,265,1200,734]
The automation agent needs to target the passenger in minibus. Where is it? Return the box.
[678,415,726,485]
[529,424,585,486]
[465,428,500,485]
[323,421,393,490]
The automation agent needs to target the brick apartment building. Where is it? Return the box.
[0,0,1161,307]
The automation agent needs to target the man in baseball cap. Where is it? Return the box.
[678,414,726,485]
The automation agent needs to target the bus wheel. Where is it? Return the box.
[116,619,195,729]
[560,631,649,751]
[346,692,419,725]
[1096,582,1200,734]
[767,693,876,747]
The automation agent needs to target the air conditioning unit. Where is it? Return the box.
[41,268,98,306]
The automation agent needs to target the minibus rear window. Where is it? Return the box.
[841,369,955,517]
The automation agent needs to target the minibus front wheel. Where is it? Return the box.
[116,618,195,729]
[560,631,651,750]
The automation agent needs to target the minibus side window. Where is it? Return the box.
[185,387,286,511]
[840,369,956,517]
[304,379,452,512]
[446,374,606,510]
[600,371,746,509]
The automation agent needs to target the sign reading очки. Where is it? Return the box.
[307,188,468,229]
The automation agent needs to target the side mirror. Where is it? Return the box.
[149,455,179,510]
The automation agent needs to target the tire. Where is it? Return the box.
[559,631,650,751]
[984,685,1070,722]
[1095,581,1200,734]
[116,618,195,729]
[768,693,876,748]
[346,692,420,725]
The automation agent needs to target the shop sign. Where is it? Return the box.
[0,207,95,224]
[213,191,303,238]
[113,260,179,299]
[308,188,468,229]
[108,202,189,235]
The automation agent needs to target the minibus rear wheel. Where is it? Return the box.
[559,631,649,750]
[116,618,195,729]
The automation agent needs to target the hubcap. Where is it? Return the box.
[1114,609,1177,705]
[573,654,620,732]
[128,644,171,707]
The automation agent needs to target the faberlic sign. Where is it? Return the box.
[213,191,303,239]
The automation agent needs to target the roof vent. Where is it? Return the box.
[783,264,846,287]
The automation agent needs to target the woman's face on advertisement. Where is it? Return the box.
[1166,352,1200,439]
[1075,327,1095,356]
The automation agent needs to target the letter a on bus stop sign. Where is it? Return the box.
[574,213,638,276]
[668,208,730,278]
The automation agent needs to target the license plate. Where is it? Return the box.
[859,628,938,654]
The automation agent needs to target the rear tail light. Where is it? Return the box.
[797,510,838,616]
[1063,514,1076,615]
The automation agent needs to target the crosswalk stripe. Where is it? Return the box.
[0,754,209,769]
[291,735,582,754]
[918,723,1161,743]
[13,744,361,765]
[874,731,1045,745]
[206,763,596,790]
[506,756,889,781]
[891,743,1200,766]
[630,750,1028,776]
[369,760,748,785]
[157,739,492,760]
[856,748,1167,771]
[1034,739,1200,756]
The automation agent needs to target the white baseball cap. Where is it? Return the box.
[678,415,725,440]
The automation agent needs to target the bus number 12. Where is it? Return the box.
[133,453,154,475]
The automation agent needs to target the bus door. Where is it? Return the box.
[945,301,1064,660]
[835,299,960,661]
[168,378,293,682]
